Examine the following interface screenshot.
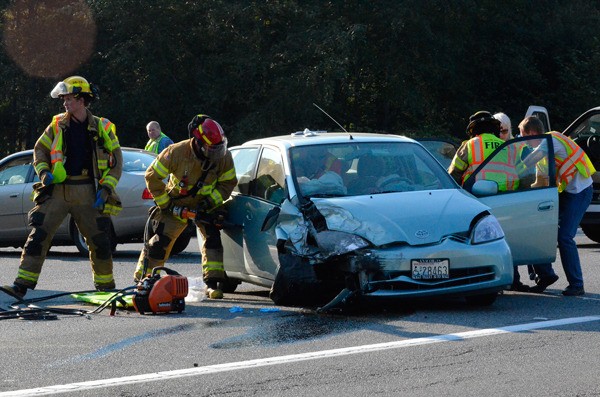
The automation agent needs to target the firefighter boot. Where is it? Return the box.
[205,280,223,299]
[1,283,28,299]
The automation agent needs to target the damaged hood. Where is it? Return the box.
[312,189,488,246]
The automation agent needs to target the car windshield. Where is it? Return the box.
[290,141,456,198]
[122,150,156,172]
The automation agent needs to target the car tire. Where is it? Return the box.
[71,221,117,256]
[464,292,498,306]
[170,234,191,255]
[581,224,600,243]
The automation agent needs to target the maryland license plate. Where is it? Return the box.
[411,259,449,280]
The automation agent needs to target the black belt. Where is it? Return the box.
[64,176,93,185]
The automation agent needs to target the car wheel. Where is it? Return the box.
[71,222,117,256]
[70,223,89,256]
[581,224,600,243]
[220,273,241,293]
[464,292,498,306]
[170,234,191,255]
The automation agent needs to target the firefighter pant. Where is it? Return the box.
[134,208,224,282]
[15,182,115,290]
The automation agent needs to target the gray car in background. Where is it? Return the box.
[0,147,192,255]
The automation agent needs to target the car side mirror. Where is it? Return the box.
[471,180,498,197]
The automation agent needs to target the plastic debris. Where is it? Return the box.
[259,307,280,313]
[185,277,206,303]
[229,306,244,313]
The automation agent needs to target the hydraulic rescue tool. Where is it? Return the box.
[133,266,188,314]
[171,205,226,228]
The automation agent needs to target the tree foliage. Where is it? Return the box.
[1,0,599,156]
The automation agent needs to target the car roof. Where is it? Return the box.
[237,131,416,151]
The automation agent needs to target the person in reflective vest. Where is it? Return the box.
[134,114,237,299]
[144,121,174,154]
[519,116,595,296]
[449,111,519,191]
[2,76,122,298]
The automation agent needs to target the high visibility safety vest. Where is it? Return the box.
[145,132,171,154]
[460,134,520,191]
[549,131,596,193]
[35,112,122,215]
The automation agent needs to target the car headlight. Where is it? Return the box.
[314,230,370,256]
[471,214,504,244]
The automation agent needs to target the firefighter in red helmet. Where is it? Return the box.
[134,114,237,299]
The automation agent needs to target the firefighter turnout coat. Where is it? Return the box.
[15,109,122,290]
[134,139,237,281]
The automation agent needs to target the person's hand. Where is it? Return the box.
[93,187,110,209]
[40,171,54,186]
[195,199,210,213]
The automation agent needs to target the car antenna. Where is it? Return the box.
[313,103,352,139]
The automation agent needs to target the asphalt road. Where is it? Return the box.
[1,233,599,397]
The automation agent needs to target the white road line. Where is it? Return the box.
[3,315,599,397]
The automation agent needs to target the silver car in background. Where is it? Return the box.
[0,147,192,255]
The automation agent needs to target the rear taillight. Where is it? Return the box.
[142,188,154,200]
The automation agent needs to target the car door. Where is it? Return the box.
[223,145,285,283]
[463,135,558,265]
[561,107,600,242]
[239,145,285,279]
[0,156,36,240]
[222,146,260,276]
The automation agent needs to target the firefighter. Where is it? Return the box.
[448,110,519,191]
[2,76,122,298]
[134,114,237,299]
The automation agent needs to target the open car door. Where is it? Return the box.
[463,135,558,266]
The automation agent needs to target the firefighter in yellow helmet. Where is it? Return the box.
[2,76,122,298]
[134,114,237,299]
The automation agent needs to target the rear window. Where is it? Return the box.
[122,150,156,172]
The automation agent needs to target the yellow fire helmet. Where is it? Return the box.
[50,75,96,99]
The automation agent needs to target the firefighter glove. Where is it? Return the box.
[195,199,211,213]
[41,170,54,186]
[194,210,211,226]
[94,186,110,209]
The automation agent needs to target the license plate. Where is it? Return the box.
[411,259,449,280]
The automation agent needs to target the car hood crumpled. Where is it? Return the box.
[312,189,489,246]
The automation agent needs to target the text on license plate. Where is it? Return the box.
[411,259,449,280]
